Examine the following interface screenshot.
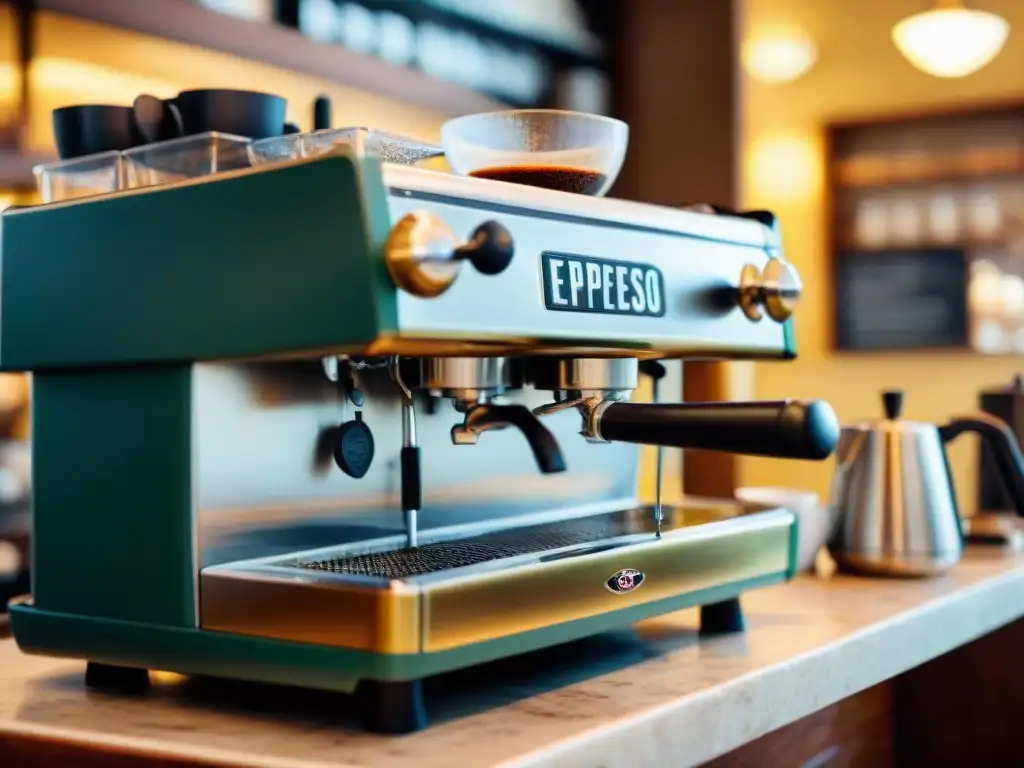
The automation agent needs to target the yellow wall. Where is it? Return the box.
[740,0,1024,511]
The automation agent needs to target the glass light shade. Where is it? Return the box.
[893,8,1009,78]
[742,35,818,83]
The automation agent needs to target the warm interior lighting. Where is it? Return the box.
[893,1,1009,78]
[742,32,818,84]
[0,58,179,154]
[746,133,821,204]
[28,58,179,103]
[0,57,21,130]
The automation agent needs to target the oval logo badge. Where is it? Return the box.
[606,568,644,594]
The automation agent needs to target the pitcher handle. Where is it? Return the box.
[939,413,1024,516]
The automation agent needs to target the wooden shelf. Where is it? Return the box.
[833,165,1024,192]
[37,0,508,117]
[838,238,1011,253]
[415,0,603,58]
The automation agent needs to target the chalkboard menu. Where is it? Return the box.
[835,249,969,350]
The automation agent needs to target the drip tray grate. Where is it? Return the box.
[294,514,650,579]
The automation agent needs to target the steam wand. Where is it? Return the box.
[639,361,668,537]
[390,358,421,549]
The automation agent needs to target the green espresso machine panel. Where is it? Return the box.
[4,148,833,733]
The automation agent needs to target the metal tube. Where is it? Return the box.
[392,358,421,549]
[653,377,663,537]
[402,399,417,447]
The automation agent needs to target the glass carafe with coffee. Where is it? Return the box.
[441,109,628,196]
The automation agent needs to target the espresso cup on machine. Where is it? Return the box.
[52,104,145,159]
[172,89,288,139]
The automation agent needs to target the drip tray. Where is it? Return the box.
[285,503,767,583]
[200,504,797,655]
[294,513,646,579]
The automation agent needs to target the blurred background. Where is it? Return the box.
[0,0,1022,528]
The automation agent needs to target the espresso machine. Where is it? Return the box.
[5,137,838,732]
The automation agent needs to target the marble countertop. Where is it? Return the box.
[2,547,1024,768]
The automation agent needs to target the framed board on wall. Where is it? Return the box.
[826,103,1024,354]
[834,248,969,351]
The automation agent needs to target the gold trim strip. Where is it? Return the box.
[200,570,422,655]
[422,517,790,652]
[199,509,793,656]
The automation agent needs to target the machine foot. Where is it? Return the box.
[699,597,745,635]
[355,679,427,734]
[84,661,151,693]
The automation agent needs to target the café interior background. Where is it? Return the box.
[1,0,1023,511]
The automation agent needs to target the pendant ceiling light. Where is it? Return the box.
[741,30,818,84]
[893,0,1009,78]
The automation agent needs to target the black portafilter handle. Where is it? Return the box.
[597,399,840,461]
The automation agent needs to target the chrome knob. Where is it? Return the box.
[384,212,514,298]
[738,259,802,323]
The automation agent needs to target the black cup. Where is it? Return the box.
[52,104,143,160]
[173,89,287,140]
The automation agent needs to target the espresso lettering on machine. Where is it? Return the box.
[541,252,666,317]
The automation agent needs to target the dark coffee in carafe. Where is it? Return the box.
[470,165,607,195]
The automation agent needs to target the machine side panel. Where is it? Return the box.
[31,366,196,626]
[0,154,396,370]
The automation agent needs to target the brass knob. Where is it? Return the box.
[385,213,515,298]
[385,212,462,298]
[738,259,802,323]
